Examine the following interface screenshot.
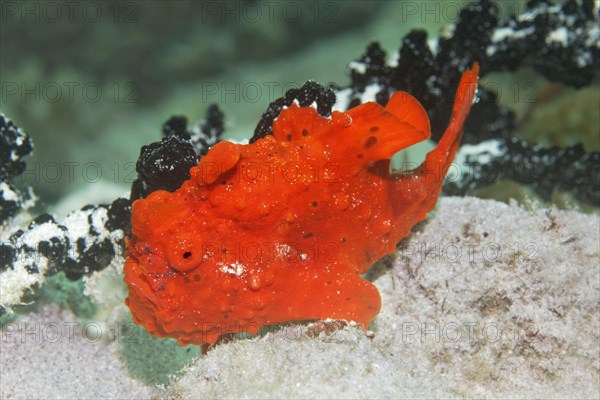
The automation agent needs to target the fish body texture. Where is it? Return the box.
[124,66,479,346]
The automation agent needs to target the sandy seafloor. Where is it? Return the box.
[1,196,598,399]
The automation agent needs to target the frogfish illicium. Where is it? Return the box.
[124,65,479,346]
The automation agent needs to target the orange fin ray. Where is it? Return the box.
[331,99,430,163]
[384,91,431,138]
[414,64,479,205]
[429,63,480,171]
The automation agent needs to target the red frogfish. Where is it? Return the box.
[124,65,479,346]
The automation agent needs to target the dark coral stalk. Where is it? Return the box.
[130,105,225,200]
[0,114,35,224]
[1,198,130,283]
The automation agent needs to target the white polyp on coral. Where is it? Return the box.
[0,202,126,311]
[0,220,65,309]
[0,182,19,202]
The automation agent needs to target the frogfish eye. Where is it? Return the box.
[165,234,203,272]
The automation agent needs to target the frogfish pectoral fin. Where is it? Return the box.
[278,268,382,328]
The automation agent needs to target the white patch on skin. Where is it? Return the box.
[275,243,293,259]
[219,262,245,276]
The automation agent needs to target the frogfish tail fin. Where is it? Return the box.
[430,63,480,173]
[421,64,479,191]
